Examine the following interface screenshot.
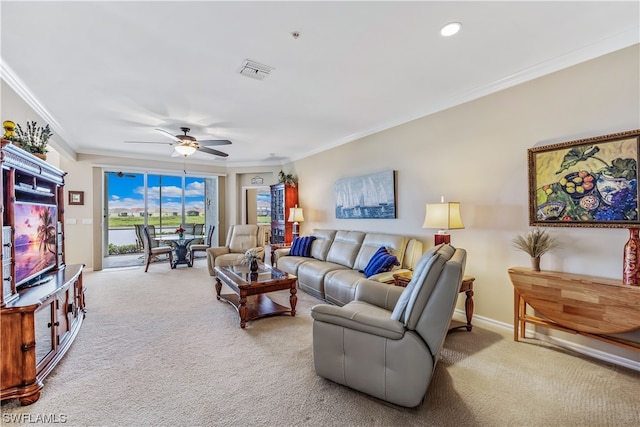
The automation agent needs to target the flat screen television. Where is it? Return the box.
[14,202,58,288]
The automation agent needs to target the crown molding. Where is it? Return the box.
[292,27,640,163]
[1,59,77,160]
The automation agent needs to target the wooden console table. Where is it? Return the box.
[508,267,640,352]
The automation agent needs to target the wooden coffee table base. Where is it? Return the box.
[214,264,298,328]
[215,287,297,328]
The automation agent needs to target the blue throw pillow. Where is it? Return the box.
[289,236,316,257]
[363,246,400,278]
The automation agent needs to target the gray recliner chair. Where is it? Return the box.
[310,244,466,408]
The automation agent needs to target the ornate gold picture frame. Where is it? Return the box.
[528,130,640,228]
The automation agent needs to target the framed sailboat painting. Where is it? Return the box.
[335,170,396,219]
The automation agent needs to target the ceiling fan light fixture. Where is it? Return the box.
[174,144,197,156]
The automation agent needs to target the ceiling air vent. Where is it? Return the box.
[237,59,274,81]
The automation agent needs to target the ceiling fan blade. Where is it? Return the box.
[124,141,174,145]
[155,128,181,142]
[198,146,229,157]
[198,139,232,146]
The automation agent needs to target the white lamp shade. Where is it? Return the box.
[422,202,464,231]
[288,207,304,222]
[174,144,197,156]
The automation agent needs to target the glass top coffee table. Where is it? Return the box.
[214,263,297,328]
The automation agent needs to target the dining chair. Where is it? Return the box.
[143,225,173,272]
[189,225,215,266]
[192,223,205,244]
[134,224,145,252]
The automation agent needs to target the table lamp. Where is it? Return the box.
[288,205,304,240]
[422,199,464,245]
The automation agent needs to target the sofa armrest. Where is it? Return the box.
[273,247,291,264]
[206,246,230,275]
[354,280,405,311]
[311,304,405,339]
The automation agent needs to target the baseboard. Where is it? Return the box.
[452,310,511,333]
[452,309,640,372]
[531,332,640,372]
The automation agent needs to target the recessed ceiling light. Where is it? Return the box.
[441,22,462,37]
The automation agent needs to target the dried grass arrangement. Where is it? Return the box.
[512,228,559,271]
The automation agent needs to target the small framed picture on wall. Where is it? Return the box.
[69,191,84,206]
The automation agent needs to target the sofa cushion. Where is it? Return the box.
[227,224,259,253]
[362,246,399,278]
[326,231,365,268]
[310,229,337,261]
[297,259,349,300]
[276,255,308,276]
[214,253,246,268]
[391,254,439,321]
[390,244,444,322]
[353,233,408,272]
[290,236,316,257]
[323,269,367,306]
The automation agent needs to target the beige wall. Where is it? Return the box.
[291,45,640,361]
[2,45,639,363]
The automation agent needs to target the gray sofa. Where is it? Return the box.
[274,229,423,306]
[311,244,467,407]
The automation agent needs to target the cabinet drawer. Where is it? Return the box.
[2,226,12,260]
[57,221,64,265]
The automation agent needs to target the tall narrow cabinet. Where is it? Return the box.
[0,140,85,405]
[270,183,298,245]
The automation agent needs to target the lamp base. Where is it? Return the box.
[434,234,451,245]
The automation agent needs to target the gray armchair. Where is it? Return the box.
[206,224,265,274]
[310,244,466,407]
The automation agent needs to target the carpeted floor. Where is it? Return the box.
[1,262,639,426]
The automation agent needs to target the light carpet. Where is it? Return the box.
[1,262,639,427]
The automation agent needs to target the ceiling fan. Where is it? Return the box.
[125,127,231,157]
[108,171,136,178]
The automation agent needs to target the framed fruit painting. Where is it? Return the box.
[528,129,640,228]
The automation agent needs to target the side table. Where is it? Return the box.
[269,243,291,267]
[393,272,476,331]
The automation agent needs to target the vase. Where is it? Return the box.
[33,152,46,161]
[623,228,639,286]
[178,233,184,239]
[530,256,541,272]
[596,172,632,206]
[250,258,259,272]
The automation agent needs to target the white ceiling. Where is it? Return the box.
[2,1,639,167]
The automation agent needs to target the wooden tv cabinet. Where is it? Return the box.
[508,267,640,352]
[0,264,84,405]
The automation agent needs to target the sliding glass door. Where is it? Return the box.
[104,171,218,267]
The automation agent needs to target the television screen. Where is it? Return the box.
[14,202,58,287]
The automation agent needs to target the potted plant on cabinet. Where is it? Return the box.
[278,170,297,187]
[12,121,53,160]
